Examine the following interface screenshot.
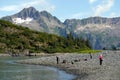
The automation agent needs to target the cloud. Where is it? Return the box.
[71,13,83,19]
[93,0,114,16]
[71,12,93,19]
[0,5,18,11]
[0,0,55,12]
[89,0,97,4]
[109,12,116,17]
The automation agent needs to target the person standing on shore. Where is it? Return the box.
[99,54,103,65]
[89,52,92,59]
[56,56,59,64]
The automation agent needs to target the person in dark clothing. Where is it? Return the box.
[89,52,92,59]
[56,56,59,64]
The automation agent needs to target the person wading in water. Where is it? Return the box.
[99,54,103,65]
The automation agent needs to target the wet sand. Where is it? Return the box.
[18,51,120,80]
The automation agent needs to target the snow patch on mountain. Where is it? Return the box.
[75,24,114,32]
[12,17,33,24]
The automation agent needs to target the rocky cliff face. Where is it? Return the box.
[1,7,120,49]
[64,17,120,49]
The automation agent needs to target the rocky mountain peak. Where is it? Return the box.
[22,7,37,12]
[40,11,51,16]
[13,6,39,19]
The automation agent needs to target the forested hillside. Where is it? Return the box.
[0,20,91,53]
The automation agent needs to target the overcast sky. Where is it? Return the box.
[0,0,119,22]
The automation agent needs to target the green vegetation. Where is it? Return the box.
[0,20,91,53]
[78,50,101,53]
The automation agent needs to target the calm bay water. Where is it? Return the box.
[0,56,75,80]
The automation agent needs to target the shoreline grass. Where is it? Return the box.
[78,49,102,53]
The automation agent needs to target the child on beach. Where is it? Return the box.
[99,54,103,65]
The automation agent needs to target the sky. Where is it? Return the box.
[0,0,120,22]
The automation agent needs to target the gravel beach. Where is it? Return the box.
[0,53,10,56]
[18,51,120,80]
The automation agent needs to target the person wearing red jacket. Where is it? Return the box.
[99,54,103,65]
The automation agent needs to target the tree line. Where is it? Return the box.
[0,20,91,54]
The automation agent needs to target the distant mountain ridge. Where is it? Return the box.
[1,7,120,49]
[64,17,120,49]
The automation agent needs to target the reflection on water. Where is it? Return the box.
[0,56,75,80]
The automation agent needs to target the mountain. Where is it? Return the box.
[2,7,66,36]
[1,7,120,49]
[64,17,120,49]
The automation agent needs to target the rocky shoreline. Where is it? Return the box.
[0,53,10,56]
[17,51,120,80]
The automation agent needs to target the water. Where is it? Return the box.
[0,56,75,80]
